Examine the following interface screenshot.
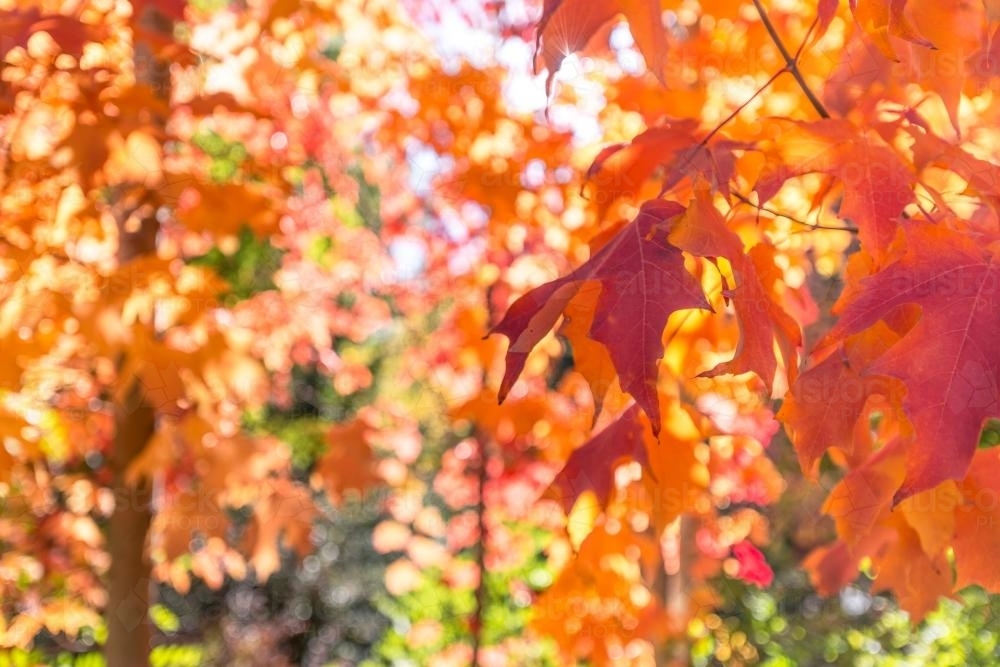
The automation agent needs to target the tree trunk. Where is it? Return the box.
[105,383,155,667]
[658,515,698,666]
[103,29,168,665]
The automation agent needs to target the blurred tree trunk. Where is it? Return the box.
[104,34,167,666]
[106,382,155,667]
[658,515,699,666]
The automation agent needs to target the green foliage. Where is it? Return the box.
[192,131,249,183]
[188,226,284,303]
[321,33,345,62]
[150,604,181,634]
[188,0,229,12]
[0,649,43,667]
[368,536,561,667]
[978,419,1000,449]
[0,649,106,667]
[252,414,330,471]
[349,165,382,234]
[307,235,334,266]
[370,566,478,665]
[690,431,1000,665]
[697,582,1000,666]
[149,645,204,667]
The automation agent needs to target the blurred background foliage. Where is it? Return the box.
[4,0,1000,664]
[5,119,997,667]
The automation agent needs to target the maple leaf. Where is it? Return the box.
[535,0,666,97]
[905,124,1000,200]
[755,119,915,257]
[952,448,1000,590]
[822,437,906,540]
[491,200,711,431]
[811,438,956,620]
[311,418,381,503]
[583,122,747,215]
[545,403,648,514]
[670,188,802,392]
[870,513,952,621]
[812,0,843,45]
[641,398,709,532]
[824,221,1000,503]
[849,0,934,61]
[558,283,618,417]
[731,541,774,588]
[780,320,909,474]
[901,0,987,132]
[897,480,963,559]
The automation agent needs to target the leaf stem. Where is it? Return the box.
[732,191,858,233]
[658,68,783,198]
[752,0,830,119]
[699,69,783,147]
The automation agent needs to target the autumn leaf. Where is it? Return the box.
[535,0,667,96]
[491,199,711,431]
[641,398,709,533]
[755,119,915,257]
[670,188,801,392]
[952,448,1000,590]
[905,123,1000,200]
[558,283,619,417]
[869,513,952,621]
[812,0,843,45]
[311,417,381,502]
[584,122,752,223]
[897,480,962,559]
[545,403,649,514]
[810,437,953,620]
[780,320,909,474]
[849,0,934,60]
[901,0,986,132]
[824,221,1000,503]
[731,541,774,588]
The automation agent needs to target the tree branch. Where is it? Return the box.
[732,191,858,233]
[752,0,830,119]
[656,69,784,199]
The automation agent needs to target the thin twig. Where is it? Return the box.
[658,68,784,198]
[911,192,939,222]
[752,0,830,119]
[699,69,784,148]
[793,14,821,62]
[732,191,858,233]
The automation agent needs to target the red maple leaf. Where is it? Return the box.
[823,222,1000,503]
[732,541,774,588]
[491,200,711,431]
